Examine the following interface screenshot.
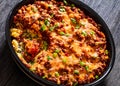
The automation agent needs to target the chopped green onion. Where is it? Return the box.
[29,61,35,65]
[79,61,85,66]
[95,75,99,79]
[47,56,52,60]
[74,70,79,75]
[55,23,59,27]
[73,82,78,86]
[62,20,65,23]
[41,24,46,31]
[63,0,68,5]
[80,22,85,26]
[44,19,50,26]
[50,13,54,17]
[55,72,59,77]
[71,18,76,24]
[49,27,54,31]
[65,33,70,37]
[42,75,47,79]
[59,7,66,12]
[75,24,80,29]
[48,5,52,8]
[54,49,60,53]
[90,30,95,35]
[105,50,108,54]
[32,6,38,13]
[71,4,75,7]
[81,31,87,36]
[85,66,89,71]
[49,24,58,31]
[62,58,67,63]
[53,52,58,58]
[59,31,65,35]
[43,41,48,50]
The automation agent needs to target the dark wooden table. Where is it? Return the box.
[0,0,120,86]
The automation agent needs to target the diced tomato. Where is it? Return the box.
[24,39,40,56]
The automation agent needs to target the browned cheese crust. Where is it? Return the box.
[10,0,110,85]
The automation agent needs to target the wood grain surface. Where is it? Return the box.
[0,0,120,86]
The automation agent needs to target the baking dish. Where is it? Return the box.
[5,0,115,86]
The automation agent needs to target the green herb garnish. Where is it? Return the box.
[90,30,95,35]
[59,31,65,35]
[43,41,48,50]
[42,75,47,79]
[62,58,67,63]
[95,75,99,79]
[55,72,59,77]
[41,24,46,31]
[73,82,78,86]
[105,50,108,54]
[47,56,52,60]
[54,49,60,53]
[75,24,80,29]
[85,66,89,71]
[59,7,66,12]
[32,6,38,12]
[71,18,76,24]
[71,4,75,7]
[53,52,58,58]
[79,61,85,66]
[81,31,87,36]
[74,70,79,75]
[63,0,68,5]
[44,19,50,26]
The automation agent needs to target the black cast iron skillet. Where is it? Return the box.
[5,0,115,86]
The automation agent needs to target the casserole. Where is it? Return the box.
[5,0,115,86]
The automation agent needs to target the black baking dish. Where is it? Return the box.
[5,0,115,86]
